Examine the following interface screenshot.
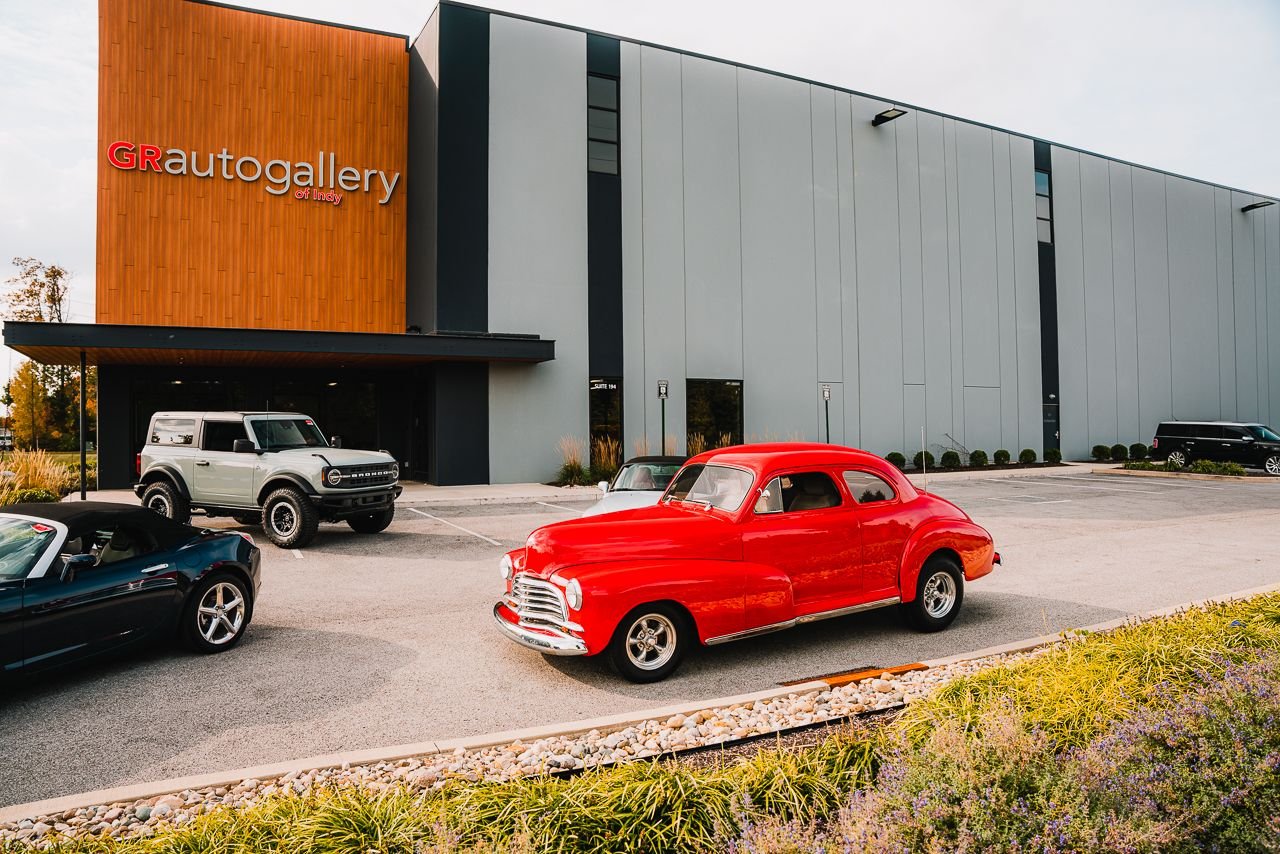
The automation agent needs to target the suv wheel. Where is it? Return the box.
[347,507,395,534]
[262,487,320,548]
[1165,449,1188,468]
[1265,454,1280,477]
[142,480,190,524]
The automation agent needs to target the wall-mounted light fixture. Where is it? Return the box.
[872,107,907,127]
[1241,199,1275,213]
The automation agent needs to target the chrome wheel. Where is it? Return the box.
[1167,450,1187,467]
[1266,455,1280,476]
[268,502,298,538]
[625,613,677,671]
[922,571,957,618]
[146,493,171,517]
[196,582,245,646]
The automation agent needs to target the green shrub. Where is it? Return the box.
[993,449,1011,465]
[968,450,988,467]
[1045,447,1062,464]
[1018,448,1037,464]
[1090,444,1110,461]
[939,451,961,468]
[1109,443,1128,461]
[1128,442,1148,461]
[1188,459,1247,477]
[912,450,934,470]
[885,452,907,470]
[3,487,59,505]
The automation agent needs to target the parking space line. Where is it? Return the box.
[983,496,1072,505]
[536,501,585,515]
[407,507,502,546]
[1016,478,1164,495]
[1048,474,1224,491]
[291,549,304,560]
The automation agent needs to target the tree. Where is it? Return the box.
[6,257,71,323]
[9,361,50,450]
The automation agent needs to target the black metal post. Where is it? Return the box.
[824,400,830,444]
[79,350,87,501]
[660,399,666,456]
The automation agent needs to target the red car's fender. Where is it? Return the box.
[559,559,752,655]
[898,518,996,601]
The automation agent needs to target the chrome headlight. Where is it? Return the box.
[391,462,400,480]
[565,578,583,611]
[500,554,513,580]
[324,467,343,486]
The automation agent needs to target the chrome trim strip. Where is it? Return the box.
[492,603,588,656]
[704,596,902,646]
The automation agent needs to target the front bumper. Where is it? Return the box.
[312,485,402,518]
[491,602,588,656]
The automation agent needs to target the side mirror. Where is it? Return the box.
[598,481,610,494]
[61,553,96,583]
[330,435,343,448]
[233,439,258,454]
[1242,435,1255,443]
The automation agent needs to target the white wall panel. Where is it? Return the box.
[944,119,964,446]
[1132,167,1173,438]
[682,55,743,382]
[918,112,954,450]
[487,17,587,482]
[1230,191,1259,421]
[896,112,925,388]
[963,386,1001,453]
[1266,206,1279,424]
[620,41,647,457]
[738,68,817,440]
[811,86,844,386]
[1166,176,1219,421]
[991,132,1018,450]
[1080,153,1117,444]
[1214,188,1236,418]
[1051,148,1088,458]
[1109,162,1141,442]
[1009,137,1042,454]
[834,93,861,448]
[956,123,1000,391]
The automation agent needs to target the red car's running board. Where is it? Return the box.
[704,596,903,646]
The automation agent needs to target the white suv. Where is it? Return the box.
[135,411,402,548]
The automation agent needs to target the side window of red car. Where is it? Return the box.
[843,470,897,504]
[755,472,842,513]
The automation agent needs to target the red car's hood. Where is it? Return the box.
[522,502,741,577]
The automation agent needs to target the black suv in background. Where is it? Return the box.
[1152,421,1280,475]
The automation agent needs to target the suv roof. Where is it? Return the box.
[1157,420,1265,427]
[150,411,309,419]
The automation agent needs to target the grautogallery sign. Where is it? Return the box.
[105,141,402,206]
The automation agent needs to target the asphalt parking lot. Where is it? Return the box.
[3,471,1279,807]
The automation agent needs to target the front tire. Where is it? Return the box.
[346,507,395,534]
[608,603,689,683]
[182,572,252,653]
[903,555,964,632]
[262,487,319,548]
[1264,454,1280,477]
[141,480,190,524]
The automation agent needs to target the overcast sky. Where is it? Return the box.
[0,0,1277,379]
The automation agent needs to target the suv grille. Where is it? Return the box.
[332,463,398,489]
[510,574,569,630]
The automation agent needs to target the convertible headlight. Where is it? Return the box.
[500,554,513,580]
[565,578,583,611]
[324,467,343,486]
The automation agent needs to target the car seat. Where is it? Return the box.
[631,468,656,489]
[97,529,140,565]
[787,476,838,511]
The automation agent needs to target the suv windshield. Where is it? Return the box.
[612,462,682,491]
[1248,425,1280,442]
[665,464,753,512]
[249,417,328,451]
[0,517,57,580]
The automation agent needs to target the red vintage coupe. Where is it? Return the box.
[493,443,998,682]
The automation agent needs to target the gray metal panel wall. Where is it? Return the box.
[486,16,588,482]
[620,41,646,457]
[406,8,439,333]
[1009,137,1043,452]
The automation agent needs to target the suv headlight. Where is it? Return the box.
[565,578,583,610]
[324,467,344,486]
[391,462,400,480]
[500,554,513,580]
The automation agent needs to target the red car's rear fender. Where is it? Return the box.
[565,560,746,654]
[899,520,995,602]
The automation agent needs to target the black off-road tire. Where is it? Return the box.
[607,603,691,684]
[903,554,965,632]
[141,480,190,524]
[182,571,253,653]
[261,487,320,548]
[346,507,395,534]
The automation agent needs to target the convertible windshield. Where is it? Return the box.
[0,517,57,580]
[1248,425,1280,442]
[665,464,753,512]
[612,462,682,492]
[249,417,328,451]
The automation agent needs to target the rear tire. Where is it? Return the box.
[182,571,252,653]
[262,487,319,548]
[1165,448,1188,468]
[903,555,964,632]
[142,480,190,525]
[608,603,689,683]
[347,507,395,534]
[1264,454,1280,477]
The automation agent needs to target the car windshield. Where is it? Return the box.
[612,462,682,492]
[665,464,754,512]
[249,417,328,451]
[1249,425,1280,442]
[0,517,58,580]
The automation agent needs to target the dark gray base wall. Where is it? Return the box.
[94,363,491,490]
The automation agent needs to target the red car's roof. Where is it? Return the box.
[685,442,891,475]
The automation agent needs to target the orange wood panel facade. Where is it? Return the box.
[96,0,409,333]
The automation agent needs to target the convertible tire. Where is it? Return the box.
[141,480,190,525]
[182,572,252,653]
[346,507,395,534]
[903,554,964,632]
[262,487,319,548]
[608,603,689,684]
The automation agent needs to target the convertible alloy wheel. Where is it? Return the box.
[1266,455,1280,477]
[197,582,245,646]
[1166,449,1187,468]
[609,603,689,683]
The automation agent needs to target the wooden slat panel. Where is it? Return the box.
[96,0,408,333]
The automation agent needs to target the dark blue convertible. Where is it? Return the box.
[0,502,261,677]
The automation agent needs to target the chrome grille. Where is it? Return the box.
[510,574,568,630]
[332,463,398,489]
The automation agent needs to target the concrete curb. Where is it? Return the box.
[1091,467,1277,484]
[6,580,1279,823]
[902,461,1108,487]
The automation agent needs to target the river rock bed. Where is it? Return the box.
[0,647,1047,847]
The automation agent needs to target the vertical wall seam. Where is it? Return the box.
[638,48,648,447]
[917,115,927,448]
[1164,178,1174,417]
[1107,163,1118,439]
[834,94,846,439]
[1130,168,1140,435]
[735,67,746,427]
[849,95,862,444]
[678,53,688,438]
[989,131,1002,448]
[897,117,907,446]
[1007,139,1019,449]
[1076,153,1089,449]
[809,86,820,422]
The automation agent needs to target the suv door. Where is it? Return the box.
[194,419,257,505]
[1190,425,1222,461]
[1217,426,1252,464]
